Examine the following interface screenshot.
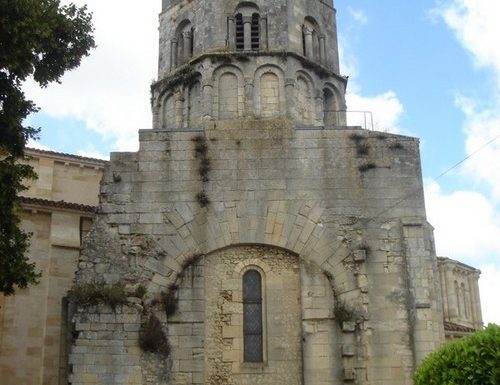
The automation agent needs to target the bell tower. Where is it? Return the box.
[152,0,347,129]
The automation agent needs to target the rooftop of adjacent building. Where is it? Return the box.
[20,148,107,213]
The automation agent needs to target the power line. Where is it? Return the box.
[434,132,500,181]
[364,131,500,225]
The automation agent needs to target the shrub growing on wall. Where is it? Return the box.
[413,324,500,385]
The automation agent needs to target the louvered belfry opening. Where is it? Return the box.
[243,269,263,362]
[235,13,244,50]
[251,13,260,50]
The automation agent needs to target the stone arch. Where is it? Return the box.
[160,242,343,385]
[323,82,344,127]
[204,245,302,381]
[173,19,193,67]
[303,16,325,64]
[234,2,260,51]
[254,65,286,118]
[235,1,260,12]
[160,91,176,129]
[186,77,202,127]
[295,70,315,124]
[213,65,245,119]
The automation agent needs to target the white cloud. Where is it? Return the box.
[425,180,500,261]
[76,150,109,161]
[26,138,52,151]
[433,2,500,201]
[435,0,500,86]
[347,7,368,26]
[425,0,500,325]
[425,180,500,324]
[339,30,405,133]
[346,91,404,133]
[454,95,500,200]
[478,264,500,324]
[23,0,160,152]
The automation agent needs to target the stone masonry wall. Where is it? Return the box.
[203,245,302,385]
[69,119,444,385]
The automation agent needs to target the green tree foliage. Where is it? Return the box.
[414,324,500,385]
[0,0,95,295]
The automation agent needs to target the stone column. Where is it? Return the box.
[438,264,449,320]
[202,83,213,119]
[319,34,326,64]
[244,78,254,117]
[260,16,268,50]
[445,265,459,320]
[184,87,191,128]
[314,90,323,126]
[152,90,160,129]
[470,271,483,329]
[303,27,313,58]
[183,30,193,61]
[227,16,235,50]
[243,16,252,50]
[285,78,295,119]
[175,90,184,129]
[171,38,178,69]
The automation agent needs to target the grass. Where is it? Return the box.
[68,282,129,309]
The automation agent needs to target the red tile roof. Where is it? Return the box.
[444,321,476,333]
[20,196,97,213]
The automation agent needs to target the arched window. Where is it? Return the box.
[187,80,201,127]
[243,269,263,362]
[218,72,239,119]
[172,20,193,67]
[296,76,312,123]
[302,17,326,64]
[162,94,176,128]
[323,88,336,126]
[233,3,260,51]
[260,72,280,117]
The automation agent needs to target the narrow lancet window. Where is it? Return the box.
[243,269,263,362]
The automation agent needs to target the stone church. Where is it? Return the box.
[0,0,483,384]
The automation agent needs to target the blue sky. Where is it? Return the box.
[25,0,500,324]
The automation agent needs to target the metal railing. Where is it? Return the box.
[324,110,374,130]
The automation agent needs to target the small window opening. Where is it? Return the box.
[243,270,263,362]
[302,29,306,56]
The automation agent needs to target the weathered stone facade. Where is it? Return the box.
[65,1,452,384]
[437,257,483,340]
[69,118,449,385]
[0,1,483,385]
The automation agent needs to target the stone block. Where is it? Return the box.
[342,321,356,332]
